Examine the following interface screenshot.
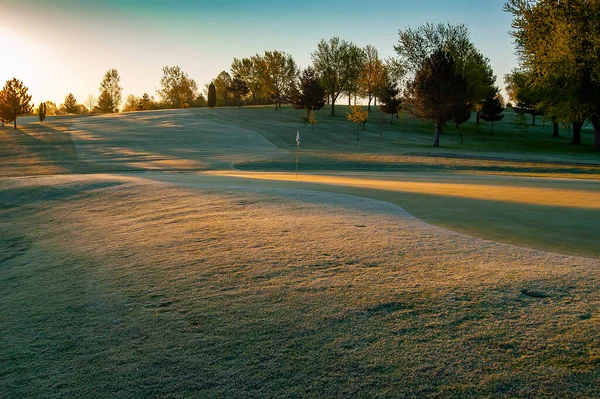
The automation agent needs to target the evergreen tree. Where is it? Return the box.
[96,69,122,113]
[38,102,46,123]
[63,93,78,114]
[294,67,326,119]
[208,83,217,108]
[480,90,505,134]
[406,49,468,147]
[0,78,33,129]
[378,80,402,125]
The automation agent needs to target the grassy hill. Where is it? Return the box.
[1,107,599,398]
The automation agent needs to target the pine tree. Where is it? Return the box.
[38,102,46,123]
[0,78,33,129]
[378,81,402,125]
[97,69,122,113]
[294,67,326,120]
[480,90,505,134]
[208,83,217,108]
[63,93,78,114]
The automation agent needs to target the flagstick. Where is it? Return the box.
[295,142,299,178]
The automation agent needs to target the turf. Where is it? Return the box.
[1,107,600,398]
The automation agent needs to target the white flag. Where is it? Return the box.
[296,130,300,145]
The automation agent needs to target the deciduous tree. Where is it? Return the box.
[312,37,363,116]
[257,50,298,110]
[157,65,198,108]
[406,49,468,147]
[347,105,368,140]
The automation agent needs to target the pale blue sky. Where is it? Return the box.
[0,0,517,106]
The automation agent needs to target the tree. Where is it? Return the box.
[229,78,249,107]
[308,110,317,131]
[38,102,46,123]
[97,69,122,113]
[85,95,97,114]
[359,45,386,112]
[294,67,326,119]
[208,83,217,108]
[123,94,140,112]
[157,65,198,109]
[62,93,78,114]
[344,47,366,106]
[231,57,264,105]
[378,80,402,125]
[312,37,364,116]
[406,49,468,147]
[0,78,33,129]
[347,106,369,140]
[212,71,232,106]
[257,50,298,110]
[480,90,505,134]
[136,92,153,111]
[504,0,600,149]
[396,22,495,128]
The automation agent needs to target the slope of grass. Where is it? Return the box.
[2,176,599,398]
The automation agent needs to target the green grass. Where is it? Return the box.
[1,107,600,398]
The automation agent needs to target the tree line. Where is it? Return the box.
[2,3,598,150]
[504,0,600,149]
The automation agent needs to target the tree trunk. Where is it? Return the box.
[13,118,17,129]
[532,113,536,126]
[490,121,494,135]
[356,128,360,141]
[571,121,583,145]
[592,116,600,150]
[476,111,480,124]
[331,98,336,116]
[253,93,256,105]
[374,97,377,107]
[367,95,372,112]
[390,113,394,125]
[348,96,351,107]
[552,122,559,137]
[434,122,441,147]
[455,120,460,129]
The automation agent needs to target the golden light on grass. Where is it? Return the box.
[209,171,600,210]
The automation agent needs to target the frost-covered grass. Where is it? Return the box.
[1,108,600,397]
[1,176,599,398]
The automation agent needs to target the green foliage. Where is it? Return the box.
[229,78,249,107]
[312,37,364,116]
[231,57,264,104]
[294,67,326,118]
[481,90,505,134]
[96,69,122,113]
[378,81,402,125]
[256,50,298,110]
[62,93,79,114]
[505,0,600,148]
[406,49,468,146]
[38,102,46,123]
[157,66,198,109]
[0,78,33,128]
[208,83,217,108]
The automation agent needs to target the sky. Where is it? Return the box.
[0,0,518,106]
